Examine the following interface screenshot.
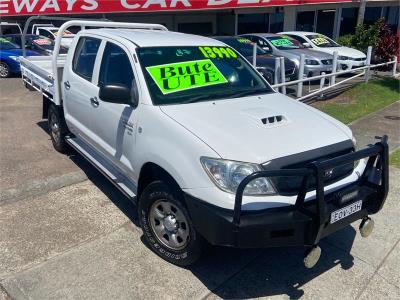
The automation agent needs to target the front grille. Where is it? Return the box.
[266,148,355,196]
[353,57,365,61]
[321,59,333,65]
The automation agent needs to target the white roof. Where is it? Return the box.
[84,28,224,47]
[281,31,319,36]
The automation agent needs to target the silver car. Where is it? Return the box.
[242,33,334,78]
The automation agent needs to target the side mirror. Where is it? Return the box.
[262,46,270,51]
[303,42,311,48]
[99,84,132,105]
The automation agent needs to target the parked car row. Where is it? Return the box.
[213,36,296,84]
[0,20,367,82]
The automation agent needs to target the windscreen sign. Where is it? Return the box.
[0,0,354,16]
[146,59,227,94]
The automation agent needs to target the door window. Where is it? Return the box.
[38,29,54,40]
[255,37,269,48]
[285,34,310,47]
[72,37,101,82]
[98,42,134,92]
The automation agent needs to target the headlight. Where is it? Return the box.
[200,157,276,196]
[305,59,319,65]
[9,56,20,62]
[338,56,349,60]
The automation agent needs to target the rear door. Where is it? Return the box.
[63,36,102,145]
[90,41,139,175]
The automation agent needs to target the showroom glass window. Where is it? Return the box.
[340,7,359,36]
[178,23,213,36]
[383,6,400,32]
[238,13,269,34]
[363,7,382,27]
[296,11,316,32]
[316,9,336,37]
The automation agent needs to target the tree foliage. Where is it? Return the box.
[337,18,399,63]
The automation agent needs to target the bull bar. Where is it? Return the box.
[233,136,389,248]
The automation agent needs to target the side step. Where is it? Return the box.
[66,137,137,201]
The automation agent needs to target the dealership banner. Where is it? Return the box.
[0,0,356,16]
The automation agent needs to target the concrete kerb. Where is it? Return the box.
[0,171,88,206]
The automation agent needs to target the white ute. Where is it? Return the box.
[21,21,389,268]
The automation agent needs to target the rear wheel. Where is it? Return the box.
[48,105,69,153]
[0,62,10,78]
[139,181,204,266]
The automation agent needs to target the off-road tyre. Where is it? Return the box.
[48,104,69,153]
[139,181,204,266]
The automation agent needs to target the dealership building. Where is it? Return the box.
[1,0,399,39]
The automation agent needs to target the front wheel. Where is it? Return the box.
[0,62,10,78]
[139,181,204,266]
[48,105,69,153]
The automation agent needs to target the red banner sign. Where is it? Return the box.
[0,0,356,17]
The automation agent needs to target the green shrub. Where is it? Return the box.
[351,19,381,53]
[336,18,397,61]
[337,34,354,47]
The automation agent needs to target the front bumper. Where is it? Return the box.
[340,60,366,70]
[184,137,389,248]
[304,64,333,77]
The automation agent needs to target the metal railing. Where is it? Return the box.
[250,44,398,101]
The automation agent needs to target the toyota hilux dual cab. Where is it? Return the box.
[20,21,389,268]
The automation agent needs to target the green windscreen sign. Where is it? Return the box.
[146,59,227,95]
[271,38,293,47]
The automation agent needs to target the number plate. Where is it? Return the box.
[330,200,362,224]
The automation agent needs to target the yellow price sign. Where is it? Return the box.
[199,46,238,59]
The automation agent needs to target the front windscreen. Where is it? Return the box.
[306,34,340,47]
[218,38,267,56]
[266,36,303,50]
[0,38,20,50]
[137,46,272,105]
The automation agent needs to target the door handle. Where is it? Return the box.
[64,81,71,90]
[90,96,99,107]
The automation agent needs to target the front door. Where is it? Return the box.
[91,41,139,176]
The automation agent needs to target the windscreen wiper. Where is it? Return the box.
[183,88,271,104]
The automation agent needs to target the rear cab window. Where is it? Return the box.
[72,37,101,82]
